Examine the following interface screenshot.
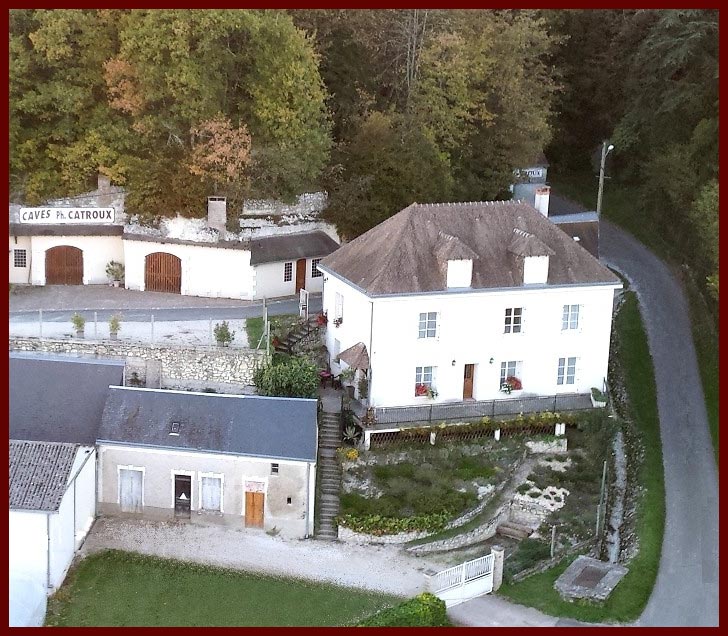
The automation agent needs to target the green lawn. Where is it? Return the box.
[498,293,665,624]
[45,550,401,627]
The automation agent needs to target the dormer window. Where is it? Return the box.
[169,422,181,436]
[507,228,554,286]
[446,259,473,288]
[434,232,478,289]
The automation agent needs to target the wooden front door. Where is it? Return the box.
[295,258,306,294]
[145,252,181,293]
[463,364,475,400]
[245,491,265,528]
[45,245,83,285]
[174,474,192,518]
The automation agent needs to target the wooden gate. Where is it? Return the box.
[45,246,83,285]
[145,252,181,293]
[245,491,265,528]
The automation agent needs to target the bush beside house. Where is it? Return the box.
[356,593,450,626]
[253,356,319,398]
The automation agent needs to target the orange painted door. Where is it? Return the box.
[295,259,306,293]
[245,491,264,528]
[463,364,475,399]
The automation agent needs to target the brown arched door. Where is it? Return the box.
[145,252,181,293]
[45,246,83,285]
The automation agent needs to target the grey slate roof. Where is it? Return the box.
[250,231,339,265]
[548,193,590,217]
[550,215,600,259]
[98,387,318,462]
[10,440,79,512]
[10,353,125,444]
[319,201,619,296]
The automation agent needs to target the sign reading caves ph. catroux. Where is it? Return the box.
[19,207,115,224]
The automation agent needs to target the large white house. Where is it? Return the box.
[317,201,621,410]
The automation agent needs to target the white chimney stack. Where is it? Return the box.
[534,186,550,217]
[97,174,111,193]
[207,196,227,234]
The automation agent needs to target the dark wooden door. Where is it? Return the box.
[295,259,306,293]
[45,246,83,285]
[145,252,181,293]
[174,474,192,518]
[245,491,264,528]
[463,364,475,400]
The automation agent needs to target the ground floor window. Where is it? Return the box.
[13,249,27,268]
[284,262,293,282]
[500,361,523,392]
[557,356,577,385]
[415,365,436,396]
[199,474,223,512]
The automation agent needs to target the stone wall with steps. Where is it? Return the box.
[316,411,342,540]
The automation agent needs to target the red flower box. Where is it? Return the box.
[505,376,522,390]
[414,383,429,397]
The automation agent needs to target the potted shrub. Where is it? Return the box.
[358,376,369,406]
[213,320,235,347]
[316,312,328,326]
[500,376,522,394]
[71,312,85,338]
[415,382,429,397]
[591,387,607,408]
[105,261,125,287]
[109,314,122,340]
[333,316,343,327]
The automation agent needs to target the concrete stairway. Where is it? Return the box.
[496,520,534,541]
[316,411,343,541]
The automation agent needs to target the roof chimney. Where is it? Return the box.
[207,196,227,234]
[534,186,550,217]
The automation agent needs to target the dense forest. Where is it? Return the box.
[9,9,718,300]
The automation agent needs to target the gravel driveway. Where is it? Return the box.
[79,517,440,598]
[601,221,718,627]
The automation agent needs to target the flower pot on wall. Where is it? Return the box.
[112,280,120,288]
[110,332,118,341]
[76,330,84,339]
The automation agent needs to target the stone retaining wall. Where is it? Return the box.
[9,336,266,387]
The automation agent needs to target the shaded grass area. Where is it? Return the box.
[498,293,665,623]
[552,170,718,461]
[45,550,400,627]
[245,313,298,349]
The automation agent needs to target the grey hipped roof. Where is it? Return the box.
[250,231,339,265]
[98,388,318,462]
[319,201,619,296]
[10,440,80,512]
[9,223,124,237]
[10,354,125,444]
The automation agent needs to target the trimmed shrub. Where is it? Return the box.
[357,593,450,626]
[253,357,318,398]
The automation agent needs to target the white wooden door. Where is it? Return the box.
[119,469,143,513]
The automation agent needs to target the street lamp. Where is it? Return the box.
[596,141,614,218]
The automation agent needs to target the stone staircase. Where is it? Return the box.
[496,519,535,541]
[316,411,343,541]
[274,316,319,355]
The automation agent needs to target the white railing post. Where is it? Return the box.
[491,546,505,591]
[363,430,371,451]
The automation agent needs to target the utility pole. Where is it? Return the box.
[596,141,614,218]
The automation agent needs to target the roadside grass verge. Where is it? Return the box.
[45,550,400,627]
[552,170,718,462]
[497,292,664,623]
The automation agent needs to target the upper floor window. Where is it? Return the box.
[504,307,522,333]
[311,258,322,278]
[557,356,577,385]
[562,304,579,330]
[418,312,437,339]
[284,262,293,282]
[334,292,344,321]
[13,249,27,268]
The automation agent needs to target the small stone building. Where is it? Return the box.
[96,387,318,538]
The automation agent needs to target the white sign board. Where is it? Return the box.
[18,207,115,224]
[513,168,545,180]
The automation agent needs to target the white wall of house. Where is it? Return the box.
[9,446,96,598]
[97,444,315,538]
[253,257,325,299]
[123,239,255,299]
[8,236,33,284]
[323,276,619,408]
[25,235,124,285]
[320,273,373,376]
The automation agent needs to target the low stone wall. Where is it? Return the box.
[9,336,266,387]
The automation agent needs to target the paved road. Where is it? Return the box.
[600,221,719,627]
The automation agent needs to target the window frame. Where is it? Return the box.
[504,307,523,334]
[283,262,293,282]
[418,311,438,339]
[311,258,322,278]
[557,356,577,386]
[561,304,580,331]
[13,249,27,268]
[499,360,523,390]
[414,365,436,396]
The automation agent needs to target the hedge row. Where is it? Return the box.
[357,593,450,626]
[338,512,450,536]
